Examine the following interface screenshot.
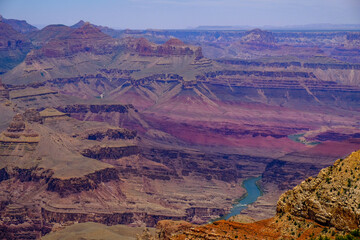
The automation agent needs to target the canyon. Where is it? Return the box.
[155,150,360,240]
[0,17,359,239]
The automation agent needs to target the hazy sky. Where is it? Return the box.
[1,0,360,29]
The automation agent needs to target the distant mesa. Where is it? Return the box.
[241,28,276,44]
[125,37,202,58]
[39,108,68,121]
[164,38,186,46]
[69,22,111,40]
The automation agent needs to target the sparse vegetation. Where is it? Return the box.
[326,177,331,184]
[351,229,360,237]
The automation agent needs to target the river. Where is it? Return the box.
[222,176,262,220]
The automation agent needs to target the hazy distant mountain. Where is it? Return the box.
[266,23,360,31]
[0,15,38,33]
[196,24,360,31]
[71,20,121,38]
[195,25,252,30]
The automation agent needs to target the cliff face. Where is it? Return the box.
[277,150,360,230]
[123,37,203,59]
[46,168,119,196]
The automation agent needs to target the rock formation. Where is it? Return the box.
[277,150,360,231]
[123,37,202,58]
[0,113,40,144]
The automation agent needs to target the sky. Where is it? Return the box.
[0,0,360,29]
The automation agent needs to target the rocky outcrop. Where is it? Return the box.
[57,104,133,114]
[131,74,183,86]
[155,218,288,240]
[216,57,360,71]
[99,68,140,77]
[41,209,185,228]
[156,220,192,240]
[0,114,40,144]
[40,205,226,230]
[204,70,316,79]
[303,62,360,70]
[39,108,68,121]
[81,145,140,160]
[84,128,137,141]
[185,207,226,223]
[277,150,360,230]
[0,204,51,240]
[9,87,58,100]
[47,168,119,196]
[124,37,203,58]
[23,109,43,123]
[215,59,302,68]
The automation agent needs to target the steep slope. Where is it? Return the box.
[277,150,360,230]
[0,18,32,74]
